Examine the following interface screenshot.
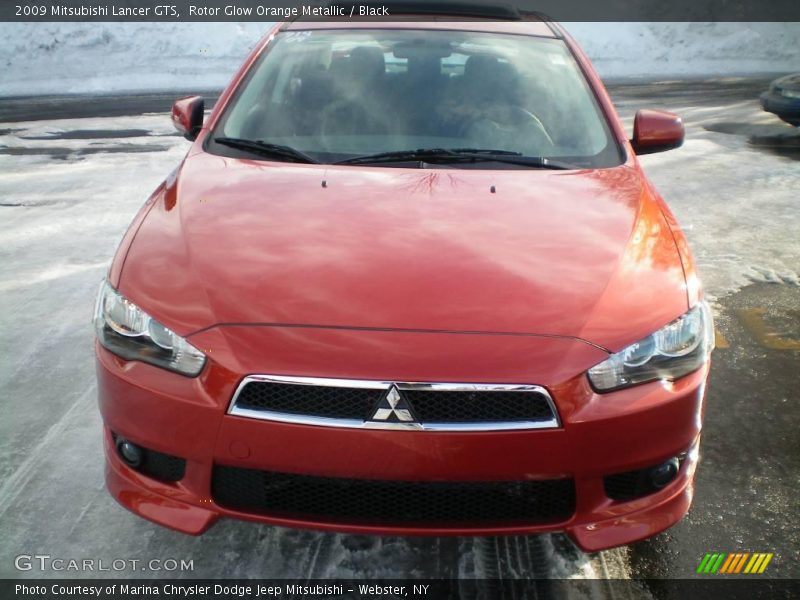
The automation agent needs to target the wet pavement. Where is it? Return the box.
[0,78,798,588]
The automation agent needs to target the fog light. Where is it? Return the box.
[649,458,680,488]
[116,438,143,468]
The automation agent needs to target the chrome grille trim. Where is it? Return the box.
[227,375,560,431]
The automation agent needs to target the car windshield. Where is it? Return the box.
[209,28,622,168]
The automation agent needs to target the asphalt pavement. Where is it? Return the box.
[0,78,798,589]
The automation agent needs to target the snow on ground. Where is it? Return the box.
[0,23,268,97]
[1,22,799,97]
[568,22,800,79]
[613,87,800,304]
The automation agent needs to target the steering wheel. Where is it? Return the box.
[461,105,555,154]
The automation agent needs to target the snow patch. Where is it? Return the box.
[1,23,799,97]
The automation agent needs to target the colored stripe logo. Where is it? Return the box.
[697,553,773,574]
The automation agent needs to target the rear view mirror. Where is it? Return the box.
[171,96,204,141]
[631,109,684,155]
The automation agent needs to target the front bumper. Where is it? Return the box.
[97,330,708,552]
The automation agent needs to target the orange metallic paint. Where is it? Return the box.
[118,157,688,353]
[632,109,685,153]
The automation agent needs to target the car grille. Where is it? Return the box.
[401,389,554,422]
[604,455,686,501]
[230,377,559,430]
[139,449,186,483]
[235,382,382,420]
[111,432,186,483]
[603,469,652,501]
[212,465,576,525]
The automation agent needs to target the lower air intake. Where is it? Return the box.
[212,465,575,525]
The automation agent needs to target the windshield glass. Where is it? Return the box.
[209,28,622,168]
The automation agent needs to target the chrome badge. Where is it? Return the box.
[369,385,418,424]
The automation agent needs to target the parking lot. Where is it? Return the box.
[0,78,798,586]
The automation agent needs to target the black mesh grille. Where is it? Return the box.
[140,449,186,483]
[234,381,556,424]
[604,456,685,501]
[112,432,186,483]
[402,390,553,423]
[604,469,651,501]
[235,382,383,419]
[212,466,575,525]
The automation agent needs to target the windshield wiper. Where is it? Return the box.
[335,148,511,165]
[335,148,576,169]
[214,137,320,164]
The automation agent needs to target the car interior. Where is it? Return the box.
[221,30,616,163]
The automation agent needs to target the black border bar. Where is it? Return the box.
[3,579,800,600]
[3,0,800,22]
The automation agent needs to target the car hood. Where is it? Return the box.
[773,73,800,91]
[118,152,688,352]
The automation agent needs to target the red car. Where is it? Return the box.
[95,9,714,552]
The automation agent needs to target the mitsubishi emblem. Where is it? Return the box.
[369,385,418,423]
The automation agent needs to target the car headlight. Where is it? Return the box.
[587,302,714,392]
[94,280,206,376]
[781,89,800,99]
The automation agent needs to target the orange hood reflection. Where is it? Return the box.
[118,153,688,352]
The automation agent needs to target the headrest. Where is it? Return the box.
[464,55,500,79]
[348,46,386,79]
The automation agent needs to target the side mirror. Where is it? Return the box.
[631,109,684,155]
[171,96,204,141]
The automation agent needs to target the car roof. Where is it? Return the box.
[282,1,559,37]
[283,19,558,38]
